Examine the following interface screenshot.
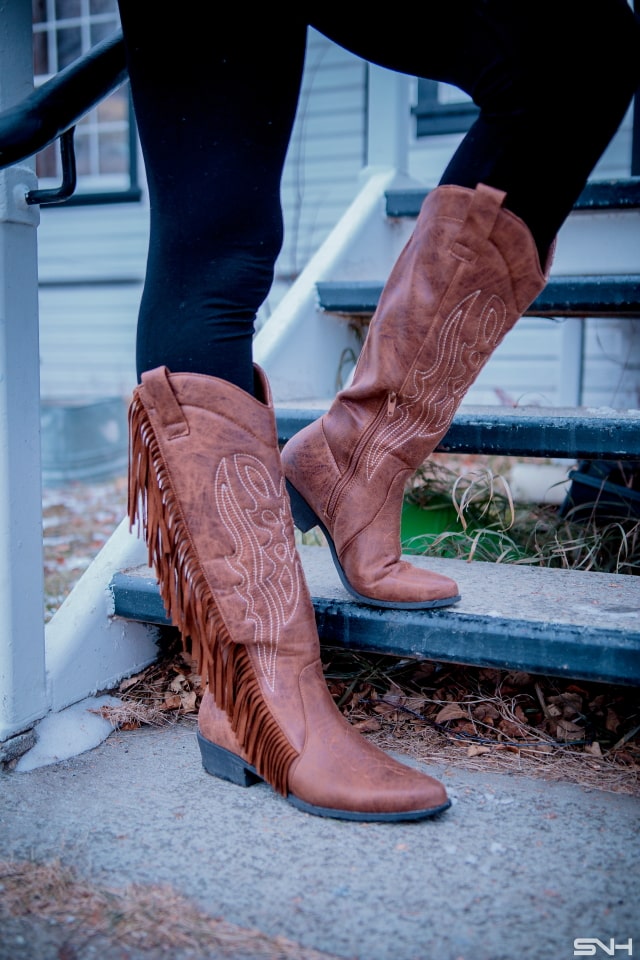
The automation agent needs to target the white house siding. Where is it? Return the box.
[36,29,637,413]
[404,80,639,411]
[265,29,367,319]
[582,318,640,409]
[37,28,367,401]
[37,203,146,401]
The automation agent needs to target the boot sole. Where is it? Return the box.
[197,731,451,822]
[285,480,461,610]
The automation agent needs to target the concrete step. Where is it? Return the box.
[110,546,640,687]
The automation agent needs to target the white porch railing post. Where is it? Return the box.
[365,64,410,174]
[0,1,49,740]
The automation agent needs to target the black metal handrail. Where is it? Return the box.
[0,30,126,171]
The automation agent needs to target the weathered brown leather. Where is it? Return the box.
[282,183,549,607]
[129,366,448,817]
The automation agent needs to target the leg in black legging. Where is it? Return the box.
[310,0,640,265]
[117,5,307,393]
[119,2,640,391]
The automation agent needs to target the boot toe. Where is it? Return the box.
[288,746,450,821]
[347,559,461,609]
[288,666,451,821]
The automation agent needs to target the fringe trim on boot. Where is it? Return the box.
[127,394,298,796]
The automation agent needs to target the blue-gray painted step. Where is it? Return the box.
[316,276,640,319]
[109,547,640,687]
[385,177,640,217]
[275,405,640,460]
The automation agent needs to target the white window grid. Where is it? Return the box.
[32,0,131,191]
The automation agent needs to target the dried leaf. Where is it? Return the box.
[548,692,582,718]
[456,722,478,737]
[408,662,437,682]
[162,694,182,711]
[606,708,621,733]
[505,671,532,687]
[353,718,382,733]
[386,681,406,701]
[514,705,528,725]
[556,718,585,741]
[584,741,603,758]
[373,701,399,716]
[472,703,500,722]
[436,703,468,723]
[180,691,198,714]
[467,744,491,757]
[498,719,524,739]
[566,683,589,697]
[478,668,502,683]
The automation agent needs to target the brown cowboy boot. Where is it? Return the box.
[282,183,549,608]
[128,365,450,821]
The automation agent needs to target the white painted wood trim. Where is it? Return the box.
[45,517,159,714]
[255,167,418,402]
[0,1,48,741]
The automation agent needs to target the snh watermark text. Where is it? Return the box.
[574,940,633,957]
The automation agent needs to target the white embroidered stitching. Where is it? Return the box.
[365,289,507,480]
[215,453,301,692]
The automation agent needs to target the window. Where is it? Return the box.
[32,0,140,204]
[412,79,479,137]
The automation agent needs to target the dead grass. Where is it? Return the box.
[0,858,341,960]
[405,453,640,575]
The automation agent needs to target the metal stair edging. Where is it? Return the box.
[316,277,640,319]
[384,178,640,218]
[275,405,640,460]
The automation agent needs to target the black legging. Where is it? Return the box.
[118,2,640,395]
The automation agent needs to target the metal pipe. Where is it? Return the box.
[0,30,127,170]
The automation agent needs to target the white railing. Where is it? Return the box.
[0,5,157,747]
[0,0,48,741]
[0,31,412,746]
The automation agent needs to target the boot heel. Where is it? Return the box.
[286,480,319,533]
[197,731,262,788]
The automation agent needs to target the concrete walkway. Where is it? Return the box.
[1,722,638,960]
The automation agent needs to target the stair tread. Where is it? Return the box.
[275,404,640,459]
[110,547,640,686]
[385,178,640,217]
[316,276,640,318]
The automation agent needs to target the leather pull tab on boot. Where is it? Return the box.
[451,183,507,262]
[140,366,190,439]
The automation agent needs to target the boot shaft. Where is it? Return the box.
[129,365,321,790]
[280,184,548,608]
[327,183,548,475]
